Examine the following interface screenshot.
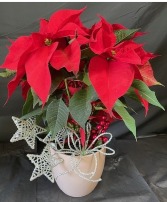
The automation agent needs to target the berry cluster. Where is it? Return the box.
[90,116,111,144]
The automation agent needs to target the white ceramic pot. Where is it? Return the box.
[51,147,106,197]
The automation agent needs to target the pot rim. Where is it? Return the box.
[51,147,106,158]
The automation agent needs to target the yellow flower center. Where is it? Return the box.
[44,38,52,46]
[111,50,116,56]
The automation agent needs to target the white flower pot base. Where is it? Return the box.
[51,147,106,197]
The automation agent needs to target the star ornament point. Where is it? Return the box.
[27,146,63,183]
[10,116,47,149]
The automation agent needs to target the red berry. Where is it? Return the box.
[98,137,103,141]
[103,137,108,143]
[92,130,96,134]
[105,121,110,126]
[100,121,105,126]
[102,116,106,120]
[103,126,108,130]
[97,125,102,130]
[92,134,97,140]
[101,130,105,133]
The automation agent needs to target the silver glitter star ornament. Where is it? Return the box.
[27,146,63,183]
[10,116,47,149]
[37,128,68,148]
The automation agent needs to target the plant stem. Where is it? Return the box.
[81,148,86,156]
[64,78,70,100]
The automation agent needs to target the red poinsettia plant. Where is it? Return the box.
[0,7,164,148]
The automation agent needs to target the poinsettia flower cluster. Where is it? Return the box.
[1,8,89,103]
[1,7,162,141]
[1,8,158,105]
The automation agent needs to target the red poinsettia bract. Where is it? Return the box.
[89,56,135,114]
[1,8,89,104]
[89,17,116,54]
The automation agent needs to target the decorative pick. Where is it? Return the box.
[11,116,47,149]
[27,145,63,183]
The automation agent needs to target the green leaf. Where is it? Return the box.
[83,72,91,86]
[22,96,54,119]
[132,79,165,110]
[69,85,98,129]
[31,89,42,108]
[21,106,47,119]
[81,47,96,59]
[22,90,33,116]
[115,29,139,44]
[94,106,105,110]
[0,69,16,78]
[114,100,136,138]
[46,98,69,136]
[115,99,127,108]
[126,87,140,102]
[50,69,65,94]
